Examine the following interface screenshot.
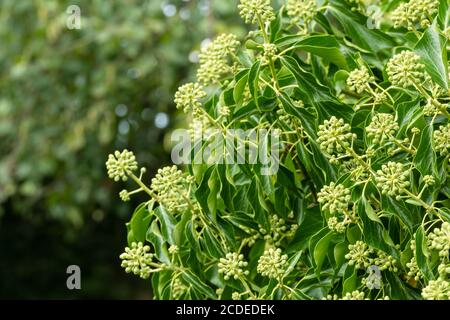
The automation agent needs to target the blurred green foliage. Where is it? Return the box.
[0,0,243,298]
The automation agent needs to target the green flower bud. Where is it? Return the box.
[317,182,351,214]
[423,175,435,186]
[257,248,288,279]
[120,242,154,279]
[392,0,439,31]
[433,124,450,156]
[373,250,398,272]
[172,278,187,299]
[119,189,130,202]
[106,149,138,182]
[286,0,317,28]
[151,165,193,214]
[366,113,399,145]
[197,34,240,85]
[422,278,450,300]
[261,43,277,65]
[386,51,426,88]
[347,66,374,94]
[375,162,410,197]
[345,241,373,269]
[428,222,450,258]
[238,0,275,24]
[218,252,249,280]
[317,116,356,156]
[174,83,207,113]
[340,290,366,300]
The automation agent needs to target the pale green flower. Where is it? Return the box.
[327,217,347,233]
[238,0,275,24]
[259,214,298,245]
[423,175,436,186]
[261,43,277,65]
[257,248,288,279]
[232,292,241,300]
[406,256,422,281]
[286,0,317,27]
[119,189,130,202]
[392,0,439,30]
[151,165,193,213]
[345,241,373,269]
[317,182,351,214]
[341,290,366,300]
[386,51,426,88]
[174,82,207,113]
[218,253,249,280]
[106,149,138,181]
[317,117,356,155]
[366,113,399,145]
[197,34,240,84]
[347,66,374,94]
[120,242,154,279]
[168,245,179,255]
[373,250,398,272]
[375,162,410,197]
[434,124,450,156]
[422,278,450,300]
[172,278,187,299]
[428,222,450,258]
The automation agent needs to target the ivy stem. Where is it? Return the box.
[387,134,416,155]
[257,14,280,92]
[412,80,450,119]
[129,172,159,200]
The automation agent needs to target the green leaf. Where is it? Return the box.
[414,24,448,89]
[414,124,438,178]
[284,251,303,277]
[280,56,354,123]
[386,198,415,232]
[154,205,177,245]
[358,197,395,256]
[328,1,394,53]
[342,271,357,294]
[278,92,317,138]
[415,226,433,281]
[334,242,348,267]
[248,61,261,108]
[146,220,170,264]
[202,227,225,259]
[438,0,449,30]
[181,270,217,299]
[130,203,152,242]
[276,35,349,69]
[233,70,249,104]
[314,231,334,275]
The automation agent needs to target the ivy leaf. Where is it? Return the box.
[414,24,448,90]
[327,0,394,53]
[275,35,349,69]
[313,231,335,276]
[181,270,217,299]
[415,226,433,281]
[154,205,177,245]
[414,124,438,178]
[130,203,152,243]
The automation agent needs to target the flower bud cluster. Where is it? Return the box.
[120,242,154,279]
[257,248,288,279]
[218,252,250,280]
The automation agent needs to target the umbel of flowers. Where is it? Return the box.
[104,0,450,300]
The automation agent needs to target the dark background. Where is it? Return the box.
[0,0,244,299]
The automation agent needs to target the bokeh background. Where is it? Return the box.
[0,0,245,299]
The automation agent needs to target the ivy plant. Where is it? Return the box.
[106,0,450,300]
